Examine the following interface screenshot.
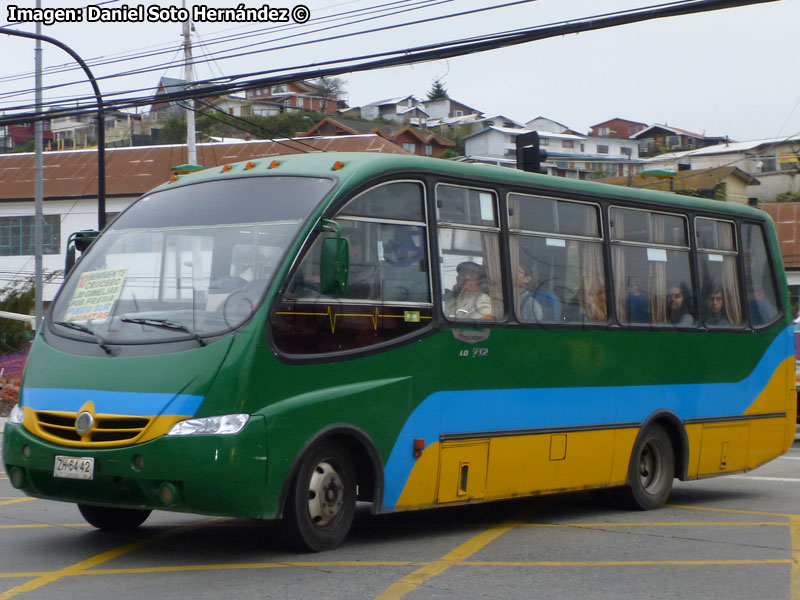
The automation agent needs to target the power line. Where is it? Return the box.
[0,0,449,101]
[0,0,779,128]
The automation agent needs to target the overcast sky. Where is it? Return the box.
[1,0,798,142]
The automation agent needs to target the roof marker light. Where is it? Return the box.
[244,161,256,170]
[169,175,179,183]
[221,164,231,173]
[332,160,344,171]
[269,160,280,169]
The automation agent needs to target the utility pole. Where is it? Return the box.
[183,0,196,165]
[33,0,43,330]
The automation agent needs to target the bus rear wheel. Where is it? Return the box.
[281,440,356,552]
[78,504,151,531]
[622,424,674,510]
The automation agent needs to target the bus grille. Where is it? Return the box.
[33,411,152,446]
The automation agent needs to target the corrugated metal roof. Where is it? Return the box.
[0,135,407,201]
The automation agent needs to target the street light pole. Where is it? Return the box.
[1,28,107,231]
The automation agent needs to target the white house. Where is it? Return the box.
[463,126,642,178]
[640,135,800,201]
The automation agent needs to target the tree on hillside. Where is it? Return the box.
[314,77,347,113]
[427,79,449,101]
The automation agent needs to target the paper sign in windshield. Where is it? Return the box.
[64,267,127,322]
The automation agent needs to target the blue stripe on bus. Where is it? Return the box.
[21,387,204,417]
[382,325,795,509]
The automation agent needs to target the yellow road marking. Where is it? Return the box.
[0,498,34,508]
[462,559,792,567]
[790,516,800,600]
[374,508,533,600]
[0,523,92,530]
[84,562,418,575]
[0,517,225,600]
[668,504,797,518]
[523,521,787,528]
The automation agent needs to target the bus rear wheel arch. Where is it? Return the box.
[280,439,357,552]
[621,423,675,510]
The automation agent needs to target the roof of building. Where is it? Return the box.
[632,123,707,139]
[361,95,420,108]
[300,117,454,147]
[590,117,648,129]
[596,166,760,192]
[0,135,408,201]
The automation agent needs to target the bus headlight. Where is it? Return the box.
[8,404,24,425]
[166,414,249,436]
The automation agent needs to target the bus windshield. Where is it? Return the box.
[50,176,334,344]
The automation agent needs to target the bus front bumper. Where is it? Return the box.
[2,415,268,518]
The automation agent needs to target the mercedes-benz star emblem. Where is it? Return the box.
[75,411,94,436]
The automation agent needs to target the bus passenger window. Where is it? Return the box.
[741,223,780,327]
[610,207,694,327]
[696,218,743,328]
[437,185,504,321]
[509,193,605,324]
[272,181,433,355]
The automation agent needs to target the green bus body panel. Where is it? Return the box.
[3,416,267,517]
[22,329,234,398]
[3,153,793,522]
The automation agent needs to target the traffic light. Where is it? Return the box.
[515,131,548,174]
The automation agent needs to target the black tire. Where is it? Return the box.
[620,424,675,510]
[78,504,151,531]
[281,440,356,552]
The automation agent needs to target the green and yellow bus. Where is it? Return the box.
[3,152,796,551]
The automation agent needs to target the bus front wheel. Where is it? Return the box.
[622,424,674,510]
[78,504,151,531]
[281,440,356,552]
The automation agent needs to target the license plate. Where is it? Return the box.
[53,455,94,480]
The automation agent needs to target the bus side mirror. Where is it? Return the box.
[320,236,349,295]
[65,230,99,274]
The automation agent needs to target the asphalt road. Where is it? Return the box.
[0,426,798,600]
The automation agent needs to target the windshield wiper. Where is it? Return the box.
[53,321,114,355]
[120,317,207,347]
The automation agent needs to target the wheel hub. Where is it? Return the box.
[307,461,344,527]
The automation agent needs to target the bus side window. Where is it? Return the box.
[437,184,504,321]
[508,193,605,324]
[741,222,780,327]
[696,218,743,328]
[273,181,432,355]
[610,207,694,327]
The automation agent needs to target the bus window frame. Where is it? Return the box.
[434,181,506,324]
[506,191,605,327]
[693,215,745,330]
[268,177,438,364]
[739,217,785,331]
[608,204,694,329]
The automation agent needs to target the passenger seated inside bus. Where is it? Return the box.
[515,263,559,323]
[444,261,492,320]
[667,285,694,326]
[704,286,729,326]
[625,276,649,324]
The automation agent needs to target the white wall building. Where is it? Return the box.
[463,126,642,178]
[640,136,800,201]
